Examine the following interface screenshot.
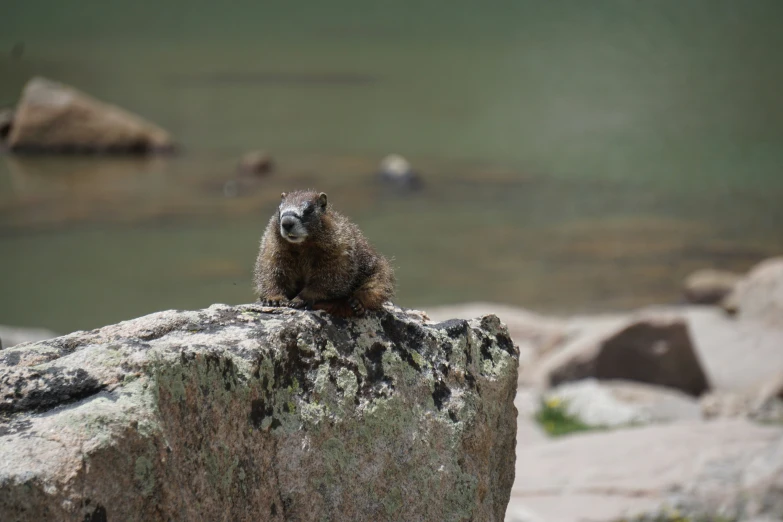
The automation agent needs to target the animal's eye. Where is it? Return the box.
[303,204,314,215]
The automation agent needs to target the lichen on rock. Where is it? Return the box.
[0,303,519,521]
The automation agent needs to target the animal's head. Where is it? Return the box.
[276,190,329,244]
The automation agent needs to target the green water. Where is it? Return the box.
[2,1,783,333]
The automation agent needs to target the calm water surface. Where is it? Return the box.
[2,1,783,332]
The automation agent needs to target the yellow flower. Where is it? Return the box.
[545,396,562,409]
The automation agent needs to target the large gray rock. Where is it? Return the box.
[536,315,710,396]
[8,77,174,154]
[508,419,782,522]
[0,303,519,521]
[667,432,783,520]
[700,371,783,423]
[670,305,783,392]
[723,257,783,327]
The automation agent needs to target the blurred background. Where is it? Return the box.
[2,0,783,334]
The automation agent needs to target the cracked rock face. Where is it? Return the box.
[0,303,519,521]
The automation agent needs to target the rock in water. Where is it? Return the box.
[7,77,174,154]
[0,304,519,521]
[377,154,423,191]
[682,268,741,305]
[237,150,274,175]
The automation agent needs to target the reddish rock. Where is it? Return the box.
[8,77,174,154]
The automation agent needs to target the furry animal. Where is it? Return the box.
[253,190,396,317]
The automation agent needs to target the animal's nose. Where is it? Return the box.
[281,216,297,232]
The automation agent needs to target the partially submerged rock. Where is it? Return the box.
[0,303,518,521]
[536,315,710,396]
[377,154,423,191]
[237,150,274,175]
[682,268,741,305]
[7,77,174,154]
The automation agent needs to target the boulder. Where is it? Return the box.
[723,257,783,327]
[237,150,274,175]
[668,305,783,392]
[682,268,741,305]
[508,419,782,522]
[537,315,710,396]
[0,303,519,521]
[754,370,783,406]
[700,371,783,423]
[7,77,174,154]
[541,378,701,429]
[671,433,783,520]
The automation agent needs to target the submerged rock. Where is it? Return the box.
[377,154,423,191]
[7,77,174,154]
[682,268,741,305]
[237,150,274,175]
[0,303,518,521]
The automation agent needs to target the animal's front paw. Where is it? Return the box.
[348,297,366,318]
[286,300,311,310]
[259,298,284,307]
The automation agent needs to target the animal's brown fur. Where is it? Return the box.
[253,190,396,317]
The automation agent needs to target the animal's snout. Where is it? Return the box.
[281,215,297,233]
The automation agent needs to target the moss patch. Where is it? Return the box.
[535,396,603,437]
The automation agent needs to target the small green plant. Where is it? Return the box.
[534,396,600,437]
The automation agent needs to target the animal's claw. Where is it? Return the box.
[349,297,366,318]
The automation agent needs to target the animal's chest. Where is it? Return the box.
[284,250,335,284]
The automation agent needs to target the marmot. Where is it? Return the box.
[253,190,396,317]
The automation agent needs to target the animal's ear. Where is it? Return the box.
[280,192,287,200]
[318,192,328,209]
